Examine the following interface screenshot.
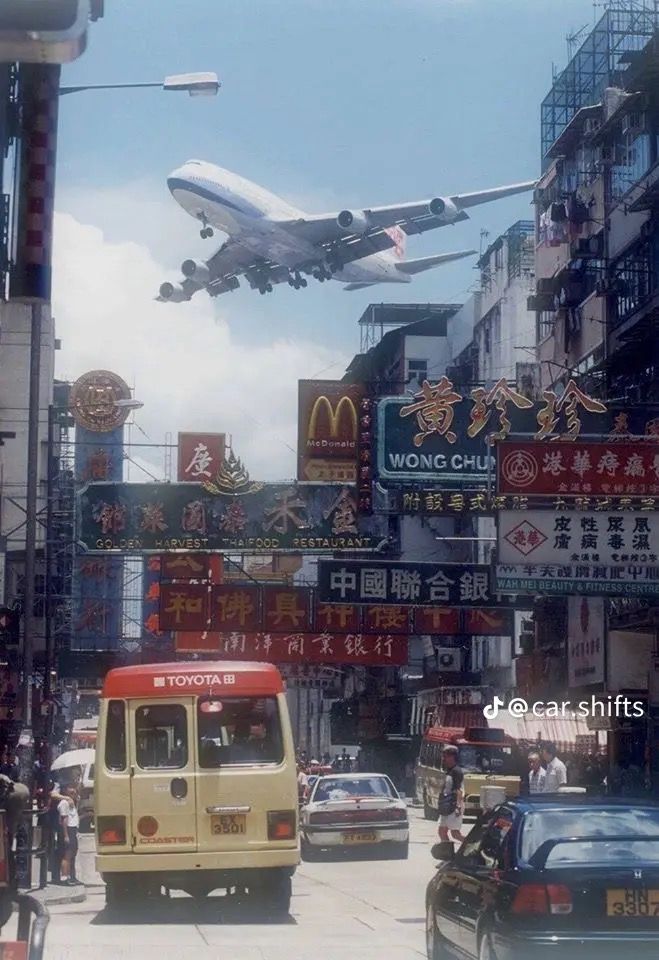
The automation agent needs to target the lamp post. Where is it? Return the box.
[59,71,220,97]
[15,66,219,757]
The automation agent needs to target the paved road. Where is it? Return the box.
[41,809,440,960]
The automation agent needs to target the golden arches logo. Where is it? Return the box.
[307,395,357,440]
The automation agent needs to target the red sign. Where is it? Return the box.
[413,607,461,634]
[262,587,312,633]
[497,439,659,498]
[463,608,513,636]
[211,585,261,631]
[0,943,28,960]
[297,381,364,481]
[159,583,210,630]
[175,631,408,665]
[314,602,360,633]
[161,553,223,582]
[177,432,225,482]
[363,605,410,634]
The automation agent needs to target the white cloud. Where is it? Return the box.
[51,210,346,481]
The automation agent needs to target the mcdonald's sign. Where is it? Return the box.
[298,380,364,481]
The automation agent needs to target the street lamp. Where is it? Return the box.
[59,71,220,96]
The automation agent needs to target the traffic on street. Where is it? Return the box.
[1,2,659,959]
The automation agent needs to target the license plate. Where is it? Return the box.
[342,832,377,844]
[211,814,246,836]
[606,888,659,917]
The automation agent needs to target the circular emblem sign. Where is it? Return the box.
[69,370,132,433]
[501,450,538,488]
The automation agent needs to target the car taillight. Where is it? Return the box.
[267,810,296,840]
[381,808,407,822]
[309,811,337,825]
[512,884,573,915]
[97,815,126,845]
[546,884,573,915]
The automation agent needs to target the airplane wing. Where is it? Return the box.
[158,240,291,301]
[279,180,535,248]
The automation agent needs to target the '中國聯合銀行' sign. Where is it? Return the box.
[377,377,658,487]
[76,481,388,553]
[317,559,494,606]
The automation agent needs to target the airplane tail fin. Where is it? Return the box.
[383,225,407,259]
[395,249,477,276]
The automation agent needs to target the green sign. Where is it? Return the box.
[77,482,387,553]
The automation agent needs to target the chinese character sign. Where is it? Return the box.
[211,585,261,632]
[76,482,388,553]
[317,560,493,606]
[498,510,659,566]
[160,553,223,582]
[177,433,225,482]
[567,596,605,688]
[159,582,210,631]
[72,422,124,651]
[263,587,312,632]
[497,440,659,498]
[174,631,409,666]
[377,378,659,488]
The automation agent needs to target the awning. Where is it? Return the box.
[491,712,605,754]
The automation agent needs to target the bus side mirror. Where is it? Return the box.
[431,842,455,862]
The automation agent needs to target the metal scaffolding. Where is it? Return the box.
[541,2,659,163]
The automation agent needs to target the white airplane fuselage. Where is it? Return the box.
[168,160,409,284]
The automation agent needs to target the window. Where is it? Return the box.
[520,807,659,865]
[197,696,283,767]
[104,699,126,772]
[407,359,428,385]
[537,310,554,341]
[313,776,395,802]
[136,704,188,769]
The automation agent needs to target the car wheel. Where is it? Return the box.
[300,838,318,862]
[104,875,133,909]
[478,931,497,960]
[426,901,450,960]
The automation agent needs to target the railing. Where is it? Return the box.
[14,894,50,960]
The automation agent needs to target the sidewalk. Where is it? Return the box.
[21,834,98,907]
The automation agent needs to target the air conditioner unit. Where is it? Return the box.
[435,648,461,673]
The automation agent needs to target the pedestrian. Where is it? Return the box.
[57,784,80,885]
[540,741,567,793]
[527,752,546,794]
[0,750,19,782]
[297,763,309,804]
[437,746,466,844]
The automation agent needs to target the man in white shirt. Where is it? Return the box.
[541,742,567,793]
[527,752,547,794]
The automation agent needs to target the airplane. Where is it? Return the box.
[157,160,535,302]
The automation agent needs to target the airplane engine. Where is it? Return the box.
[159,281,190,303]
[337,209,370,234]
[181,259,210,282]
[428,197,460,221]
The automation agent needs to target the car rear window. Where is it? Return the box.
[521,807,659,865]
[313,777,394,802]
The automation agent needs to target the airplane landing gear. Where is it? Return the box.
[288,271,308,290]
[258,282,274,295]
[312,264,333,282]
[197,213,214,239]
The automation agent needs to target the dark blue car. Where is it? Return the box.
[425,796,659,960]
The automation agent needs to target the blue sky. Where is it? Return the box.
[56,0,598,350]
[52,0,602,478]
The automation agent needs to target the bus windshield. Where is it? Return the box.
[458,744,515,775]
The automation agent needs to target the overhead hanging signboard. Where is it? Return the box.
[317,560,494,606]
[174,631,409,666]
[497,439,659,498]
[376,376,658,488]
[496,509,659,596]
[567,596,605,688]
[177,433,225,482]
[297,380,364,482]
[77,479,387,553]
